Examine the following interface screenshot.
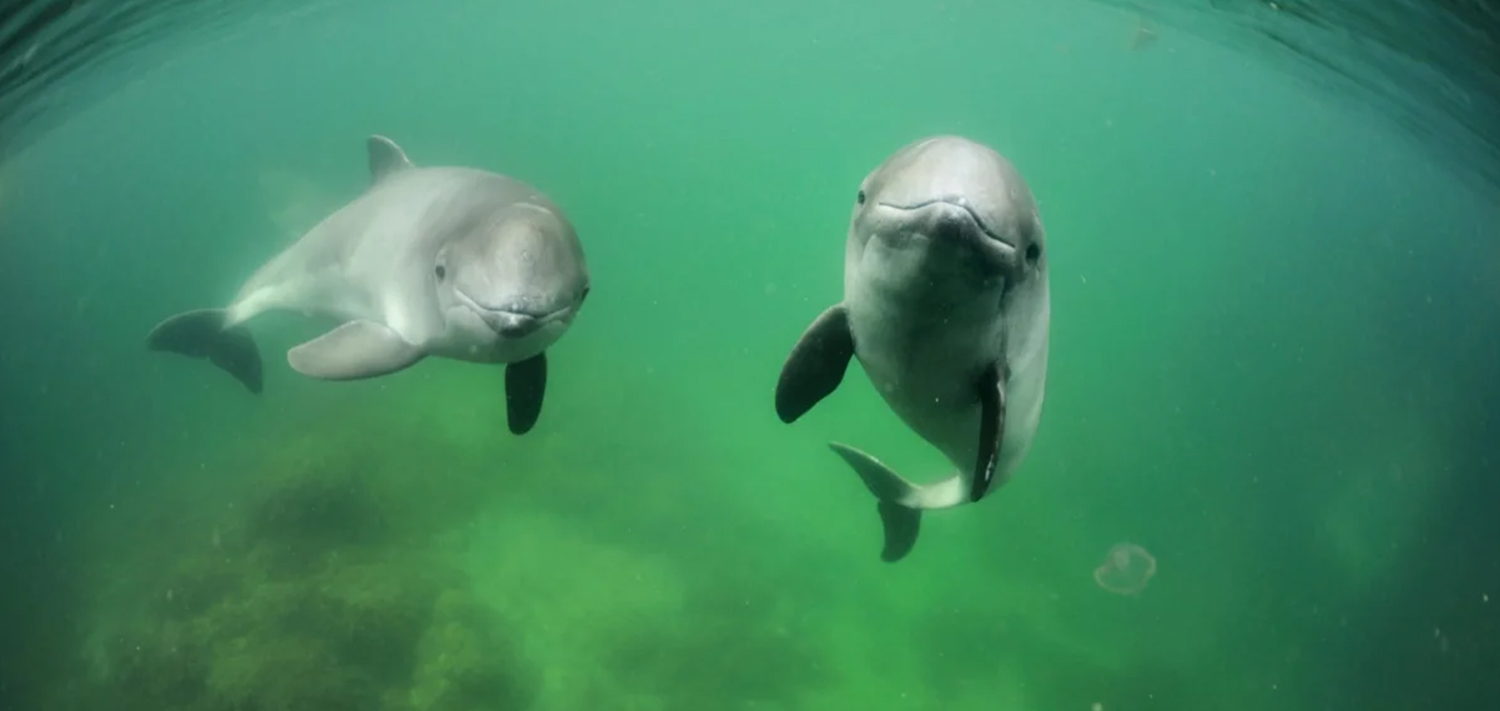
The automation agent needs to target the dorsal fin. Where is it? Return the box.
[366,135,414,185]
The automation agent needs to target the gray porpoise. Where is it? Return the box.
[146,135,591,435]
[774,135,1051,562]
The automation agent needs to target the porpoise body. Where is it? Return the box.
[774,135,1051,562]
[147,135,590,435]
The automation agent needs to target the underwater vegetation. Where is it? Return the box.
[52,390,840,711]
[65,424,537,711]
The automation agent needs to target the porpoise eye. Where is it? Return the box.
[1025,243,1041,264]
[856,190,866,205]
[435,265,447,280]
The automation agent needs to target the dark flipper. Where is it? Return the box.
[505,352,548,435]
[829,442,926,563]
[969,363,1006,503]
[146,308,263,394]
[876,501,921,563]
[286,320,424,380]
[775,304,855,424]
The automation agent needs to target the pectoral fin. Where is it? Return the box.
[775,304,855,424]
[286,320,424,380]
[504,352,548,435]
[969,363,1005,503]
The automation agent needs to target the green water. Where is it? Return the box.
[2,0,1498,709]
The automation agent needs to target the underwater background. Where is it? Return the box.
[2,0,1499,709]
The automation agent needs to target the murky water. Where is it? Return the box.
[1,1,1496,710]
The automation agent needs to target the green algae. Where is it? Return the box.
[60,381,998,710]
[69,415,534,711]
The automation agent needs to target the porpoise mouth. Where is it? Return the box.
[456,290,571,338]
[879,197,1013,248]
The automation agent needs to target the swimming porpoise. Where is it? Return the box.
[774,135,1050,562]
[146,135,591,435]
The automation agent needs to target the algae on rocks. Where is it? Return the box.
[71,421,535,711]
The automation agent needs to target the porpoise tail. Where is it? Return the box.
[828,442,967,562]
[146,308,264,394]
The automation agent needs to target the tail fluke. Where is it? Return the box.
[147,308,264,394]
[829,442,930,563]
[875,501,921,563]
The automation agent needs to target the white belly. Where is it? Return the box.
[845,278,1000,473]
[842,256,1050,489]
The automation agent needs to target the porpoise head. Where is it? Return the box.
[434,202,590,353]
[847,135,1045,304]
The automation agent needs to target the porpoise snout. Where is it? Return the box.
[930,202,980,241]
[882,198,1008,246]
[484,311,543,338]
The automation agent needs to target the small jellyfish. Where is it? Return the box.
[1094,542,1156,596]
